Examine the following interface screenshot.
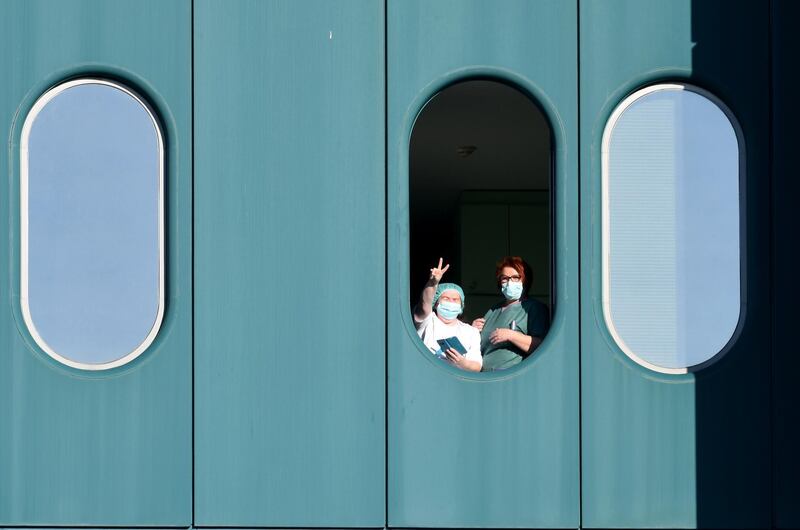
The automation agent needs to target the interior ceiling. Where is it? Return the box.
[408,79,553,294]
[410,79,551,201]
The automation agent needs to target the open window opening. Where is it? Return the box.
[409,79,553,372]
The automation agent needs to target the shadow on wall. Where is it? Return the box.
[691,0,772,527]
[766,0,800,528]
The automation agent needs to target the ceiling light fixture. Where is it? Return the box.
[456,145,477,158]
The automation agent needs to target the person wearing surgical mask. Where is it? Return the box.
[472,256,550,371]
[412,258,482,372]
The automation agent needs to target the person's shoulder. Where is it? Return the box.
[522,297,547,313]
[414,310,435,330]
[457,319,479,332]
[486,301,505,313]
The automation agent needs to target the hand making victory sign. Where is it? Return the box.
[413,257,450,321]
[429,257,450,282]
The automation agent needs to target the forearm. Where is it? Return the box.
[458,358,482,372]
[414,278,439,321]
[507,331,540,353]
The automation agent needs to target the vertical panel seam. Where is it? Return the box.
[768,0,775,527]
[383,0,390,527]
[576,0,583,528]
[191,0,196,526]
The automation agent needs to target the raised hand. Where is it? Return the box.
[415,257,452,322]
[429,257,450,283]
[472,317,485,331]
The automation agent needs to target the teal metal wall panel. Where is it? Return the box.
[193,1,385,526]
[772,0,799,527]
[580,0,771,527]
[387,1,579,527]
[0,0,192,525]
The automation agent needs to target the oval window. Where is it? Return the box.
[602,83,742,373]
[20,79,164,370]
[409,79,553,373]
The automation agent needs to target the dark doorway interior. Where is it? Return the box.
[409,80,552,323]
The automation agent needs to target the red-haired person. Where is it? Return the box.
[472,256,549,371]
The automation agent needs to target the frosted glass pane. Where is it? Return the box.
[21,80,163,369]
[603,85,740,372]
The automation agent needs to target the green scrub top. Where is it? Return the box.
[480,298,550,371]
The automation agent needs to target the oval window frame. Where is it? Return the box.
[19,78,166,371]
[404,75,558,378]
[600,82,745,375]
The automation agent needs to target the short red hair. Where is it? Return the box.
[495,256,533,292]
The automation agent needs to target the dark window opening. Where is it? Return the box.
[409,79,553,331]
[409,80,553,371]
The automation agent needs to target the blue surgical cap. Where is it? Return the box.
[433,282,465,310]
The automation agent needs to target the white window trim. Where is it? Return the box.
[600,82,744,375]
[19,78,165,371]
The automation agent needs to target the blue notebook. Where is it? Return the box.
[437,336,467,355]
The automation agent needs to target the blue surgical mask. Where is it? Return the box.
[436,300,461,320]
[501,280,524,301]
